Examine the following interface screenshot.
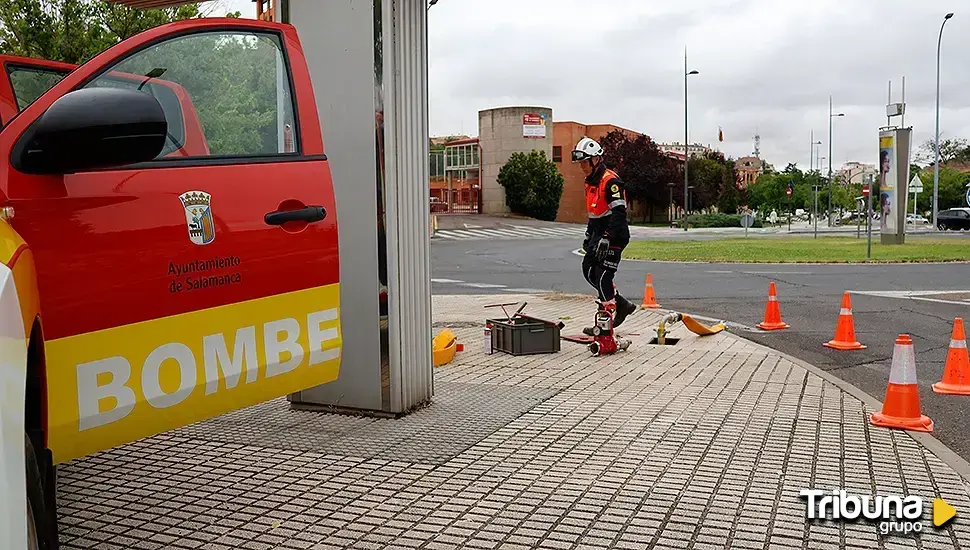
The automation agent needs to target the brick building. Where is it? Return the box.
[734,156,763,188]
[254,0,275,21]
[552,121,645,223]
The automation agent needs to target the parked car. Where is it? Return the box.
[937,208,970,230]
[841,212,865,224]
[430,197,448,213]
[906,213,929,225]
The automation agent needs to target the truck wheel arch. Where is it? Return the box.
[24,317,57,545]
[25,318,47,446]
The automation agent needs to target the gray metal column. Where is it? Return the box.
[284,0,432,415]
[380,0,433,411]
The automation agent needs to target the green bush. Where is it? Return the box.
[497,150,564,221]
[682,213,763,228]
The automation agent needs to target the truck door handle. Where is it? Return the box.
[264,206,327,225]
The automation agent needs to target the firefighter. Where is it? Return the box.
[572,137,637,330]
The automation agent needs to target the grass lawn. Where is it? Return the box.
[623,237,970,263]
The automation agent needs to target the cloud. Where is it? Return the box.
[429,0,970,170]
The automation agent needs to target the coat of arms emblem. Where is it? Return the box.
[179,191,215,246]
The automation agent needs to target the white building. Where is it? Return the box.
[838,162,877,186]
[659,141,712,159]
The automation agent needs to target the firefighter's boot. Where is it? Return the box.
[613,294,637,329]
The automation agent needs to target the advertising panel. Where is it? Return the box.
[879,128,911,244]
[523,113,546,138]
[879,132,895,235]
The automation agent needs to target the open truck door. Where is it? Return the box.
[1,54,210,157]
[0,55,73,126]
[0,18,341,464]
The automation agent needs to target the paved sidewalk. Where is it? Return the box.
[57,294,970,549]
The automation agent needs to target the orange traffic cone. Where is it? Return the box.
[823,292,866,350]
[932,318,970,395]
[640,274,661,309]
[870,334,933,432]
[756,282,789,331]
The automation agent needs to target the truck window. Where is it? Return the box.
[81,30,298,159]
[7,65,69,111]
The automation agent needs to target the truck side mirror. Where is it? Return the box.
[13,87,168,175]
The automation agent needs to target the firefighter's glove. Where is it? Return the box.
[593,237,611,262]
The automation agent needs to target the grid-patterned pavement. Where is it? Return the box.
[56,294,970,549]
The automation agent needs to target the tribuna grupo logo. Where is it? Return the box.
[801,489,956,535]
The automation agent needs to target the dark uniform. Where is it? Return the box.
[581,163,633,313]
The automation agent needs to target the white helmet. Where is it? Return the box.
[571,137,603,162]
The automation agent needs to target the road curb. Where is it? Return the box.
[575,248,970,266]
[726,331,970,484]
[571,248,970,266]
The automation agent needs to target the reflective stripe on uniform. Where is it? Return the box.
[588,211,612,219]
[607,199,626,209]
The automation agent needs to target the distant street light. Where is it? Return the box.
[684,47,699,231]
[828,95,845,226]
[667,182,677,224]
[810,130,816,172]
[933,12,955,229]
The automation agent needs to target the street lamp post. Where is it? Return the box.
[933,12,955,230]
[667,182,676,225]
[688,185,695,214]
[684,47,699,231]
[810,130,815,172]
[828,95,845,226]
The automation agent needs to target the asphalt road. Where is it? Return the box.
[432,235,970,463]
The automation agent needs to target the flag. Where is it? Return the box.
[718,127,724,142]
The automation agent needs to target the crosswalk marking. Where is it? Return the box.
[434,224,587,241]
[454,228,499,239]
[509,225,585,237]
[510,226,573,237]
[467,228,512,238]
[430,277,551,294]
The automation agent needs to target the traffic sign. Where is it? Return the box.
[909,174,924,193]
[740,213,756,228]
[966,186,970,207]
[862,185,870,197]
[786,187,792,198]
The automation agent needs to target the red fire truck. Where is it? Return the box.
[0,18,343,548]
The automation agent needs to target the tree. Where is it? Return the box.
[916,137,970,166]
[600,130,679,222]
[0,0,207,65]
[915,166,970,212]
[498,150,564,221]
[685,151,737,213]
[717,177,740,214]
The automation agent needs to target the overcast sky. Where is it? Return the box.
[224,0,969,172]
